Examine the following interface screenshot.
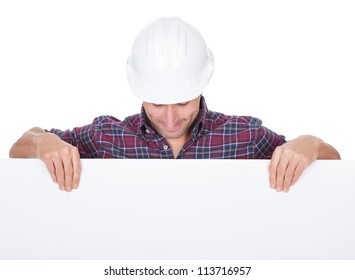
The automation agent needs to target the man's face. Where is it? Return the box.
[143,96,201,141]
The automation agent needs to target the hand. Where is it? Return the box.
[268,135,321,192]
[35,133,81,192]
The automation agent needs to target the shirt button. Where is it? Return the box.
[145,129,150,134]
[163,145,168,150]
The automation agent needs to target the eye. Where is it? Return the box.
[178,102,189,106]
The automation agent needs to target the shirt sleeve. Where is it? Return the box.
[46,120,102,158]
[253,124,286,159]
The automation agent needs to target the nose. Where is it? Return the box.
[164,105,179,127]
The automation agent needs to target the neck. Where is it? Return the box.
[167,136,188,158]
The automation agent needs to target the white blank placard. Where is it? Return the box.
[0,159,354,259]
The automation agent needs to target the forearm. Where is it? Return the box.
[9,127,46,158]
[317,139,341,159]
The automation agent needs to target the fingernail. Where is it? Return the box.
[270,184,275,189]
[276,187,281,192]
[73,184,78,189]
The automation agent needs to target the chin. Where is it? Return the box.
[163,131,185,139]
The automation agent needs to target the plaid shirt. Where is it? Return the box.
[48,97,286,159]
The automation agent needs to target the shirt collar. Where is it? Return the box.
[138,106,152,141]
[190,95,208,140]
[138,95,209,141]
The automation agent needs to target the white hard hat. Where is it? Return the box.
[126,17,214,104]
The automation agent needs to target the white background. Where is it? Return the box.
[0,0,354,159]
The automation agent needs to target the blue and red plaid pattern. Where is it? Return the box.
[48,97,286,159]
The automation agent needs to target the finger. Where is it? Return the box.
[44,159,57,184]
[282,161,300,192]
[269,147,282,189]
[275,157,289,192]
[290,162,307,187]
[53,158,65,191]
[62,154,74,192]
[72,151,81,189]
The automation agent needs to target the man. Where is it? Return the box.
[9,17,340,193]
